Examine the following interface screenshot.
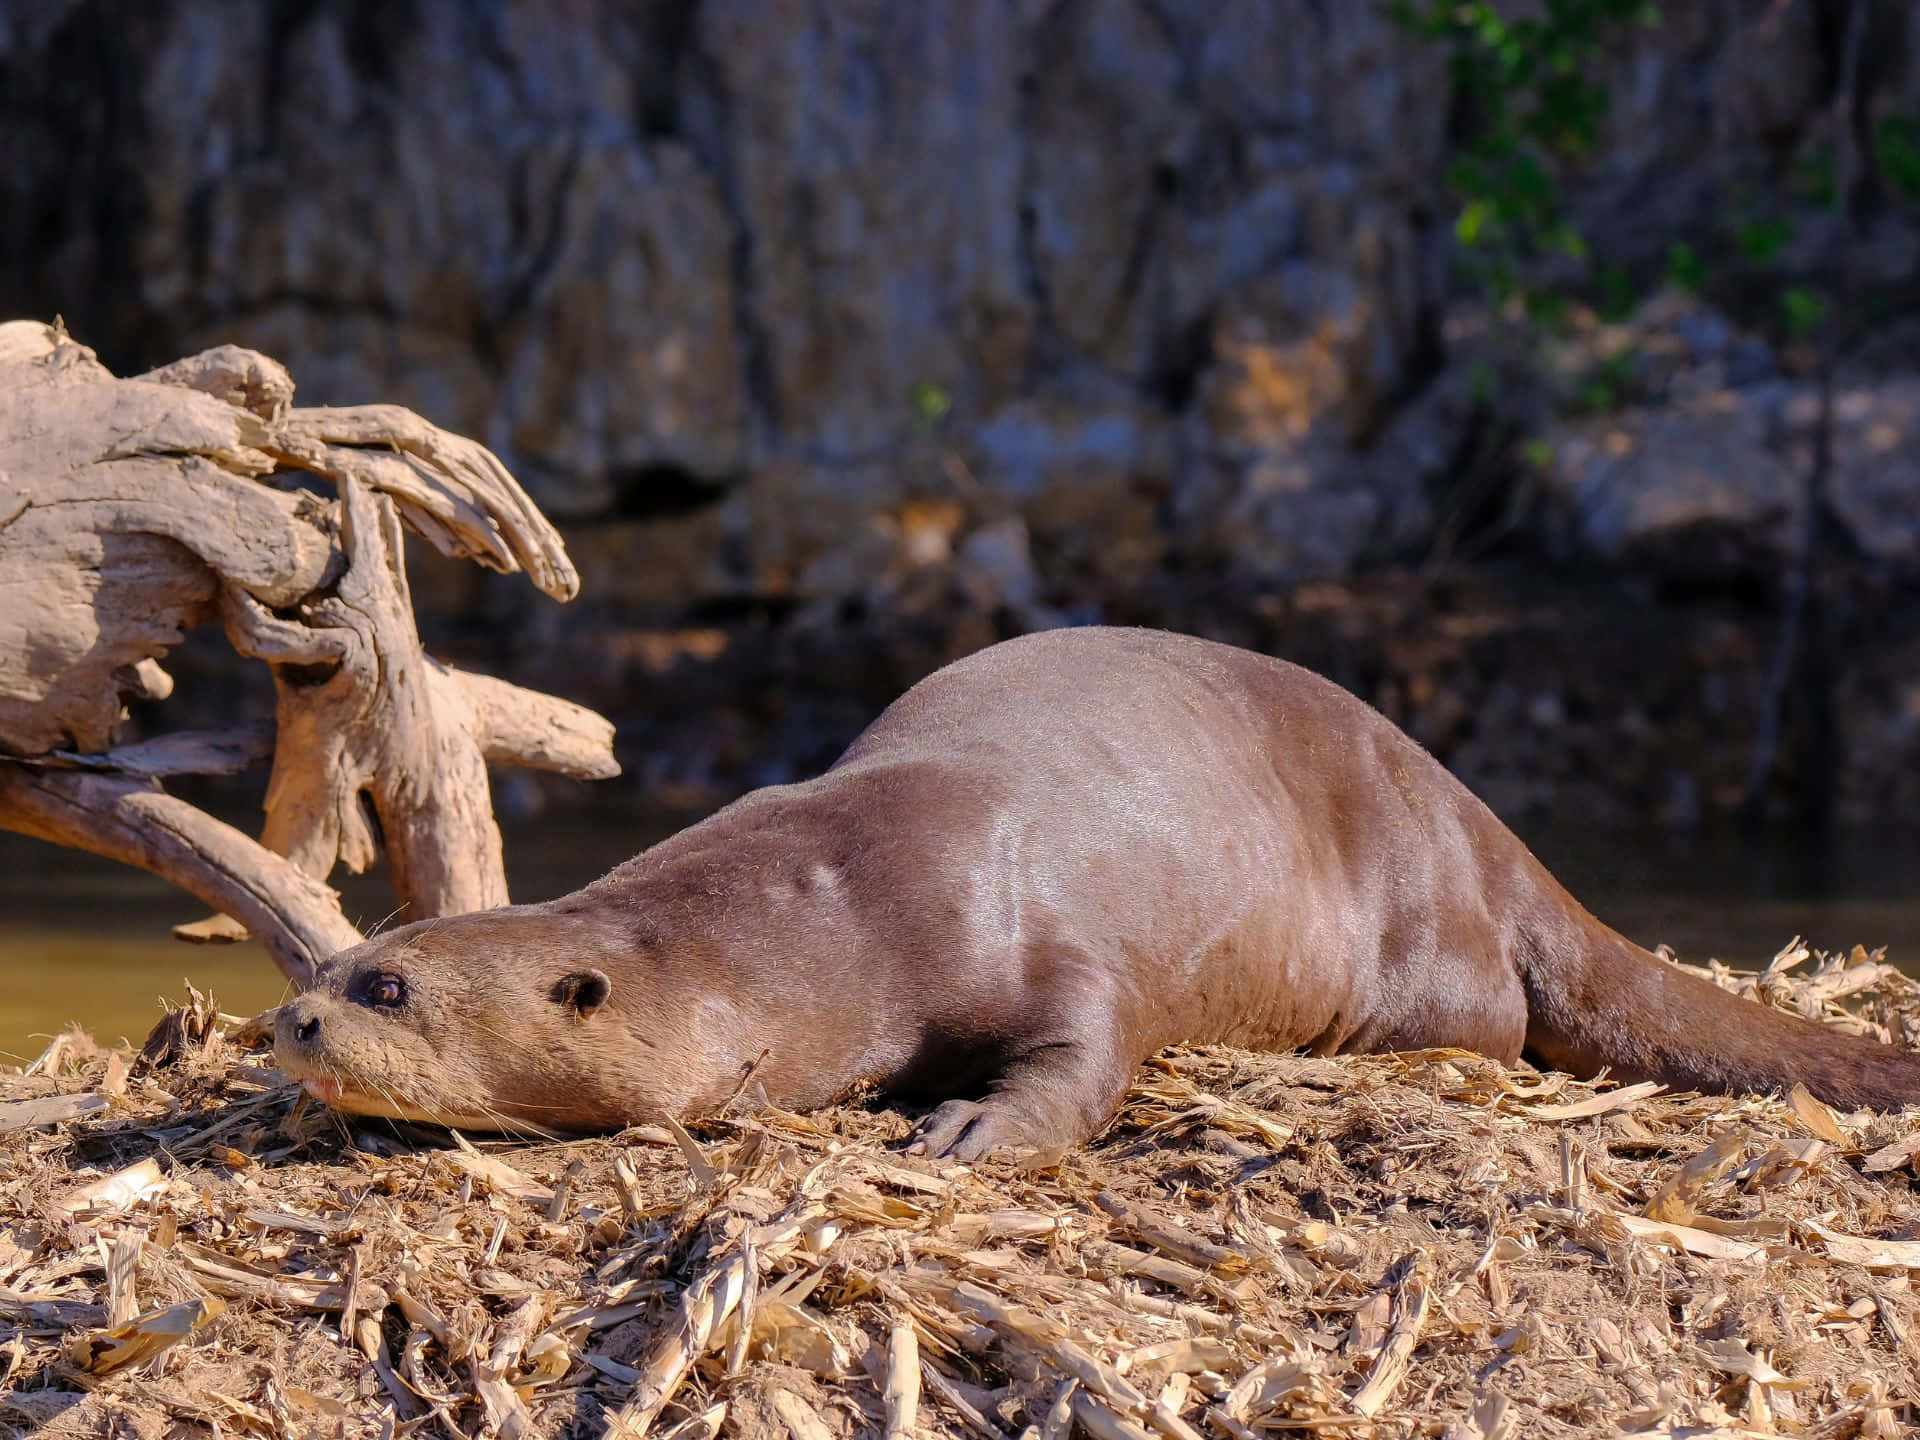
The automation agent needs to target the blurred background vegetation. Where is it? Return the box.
[5,1,1920,1046]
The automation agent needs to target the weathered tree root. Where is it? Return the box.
[0,766,361,986]
[222,474,616,921]
[0,319,618,981]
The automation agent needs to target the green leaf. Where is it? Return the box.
[908,381,952,431]
[1790,143,1838,209]
[1665,241,1705,294]
[1736,217,1793,264]
[1467,359,1497,404]
[1524,287,1568,328]
[1596,263,1633,320]
[1781,286,1829,341]
[1876,114,1920,205]
[1455,200,1493,247]
[1398,0,1654,314]
[1545,221,1588,260]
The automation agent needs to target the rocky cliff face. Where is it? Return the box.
[6,0,1920,825]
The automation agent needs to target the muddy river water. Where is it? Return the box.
[2,811,1916,1065]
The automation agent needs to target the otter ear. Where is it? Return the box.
[552,969,612,1019]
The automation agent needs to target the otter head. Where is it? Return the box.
[273,909,640,1135]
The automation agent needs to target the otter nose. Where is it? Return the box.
[276,998,323,1053]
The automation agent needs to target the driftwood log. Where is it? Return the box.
[0,320,618,985]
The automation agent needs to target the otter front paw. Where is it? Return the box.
[904,1099,1043,1161]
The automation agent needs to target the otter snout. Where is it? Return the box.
[271,994,357,1106]
[273,995,325,1064]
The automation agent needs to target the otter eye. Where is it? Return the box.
[361,972,407,1008]
[551,969,612,1018]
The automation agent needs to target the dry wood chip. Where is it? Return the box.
[1073,1391,1157,1440]
[854,1160,958,1195]
[613,1150,651,1216]
[1278,1220,1368,1269]
[1859,1131,1920,1173]
[1078,1238,1225,1300]
[1205,1408,1260,1440]
[1121,1338,1235,1383]
[101,1229,139,1327]
[391,1279,457,1351]
[1512,1080,1665,1121]
[1787,1085,1852,1145]
[1102,1287,1239,1335]
[884,1318,921,1440]
[243,1205,353,1237]
[613,1252,750,1434]
[1452,1233,1526,1296]
[65,1294,226,1375]
[661,1114,720,1188]
[1695,1337,1804,1388]
[940,1279,1147,1410]
[920,1359,1012,1440]
[354,1308,420,1420]
[443,1133,556,1204]
[1036,1379,1078,1440]
[1349,1260,1431,1418]
[1135,1090,1293,1149]
[1440,1391,1515,1440]
[1144,1377,1208,1440]
[474,1294,543,1437]
[653,1403,727,1440]
[0,1286,107,1329]
[55,1157,165,1216]
[1602,1212,1772,1262]
[613,1185,837,1435]
[1797,964,1900,1005]
[0,1093,107,1132]
[1221,1352,1320,1422]
[174,1243,349,1309]
[1530,1205,1772,1262]
[948,1209,1075,1244]
[1644,1131,1750,1223]
[1803,1221,1920,1270]
[728,1227,760,1375]
[1094,1191,1249,1271]
[1343,1286,1392,1357]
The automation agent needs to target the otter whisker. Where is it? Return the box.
[470,1099,580,1112]
[462,1018,528,1049]
[319,1055,421,1131]
[365,1074,410,1119]
[450,1097,559,1143]
[362,903,410,939]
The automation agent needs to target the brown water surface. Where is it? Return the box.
[1,812,1915,1065]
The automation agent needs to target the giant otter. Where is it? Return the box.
[275,627,1920,1156]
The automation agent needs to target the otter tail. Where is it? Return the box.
[1521,923,1920,1112]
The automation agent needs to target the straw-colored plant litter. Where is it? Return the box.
[3,940,1919,1440]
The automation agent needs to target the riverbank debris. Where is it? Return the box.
[0,939,1916,1438]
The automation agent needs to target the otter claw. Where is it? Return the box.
[907,1099,1033,1161]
